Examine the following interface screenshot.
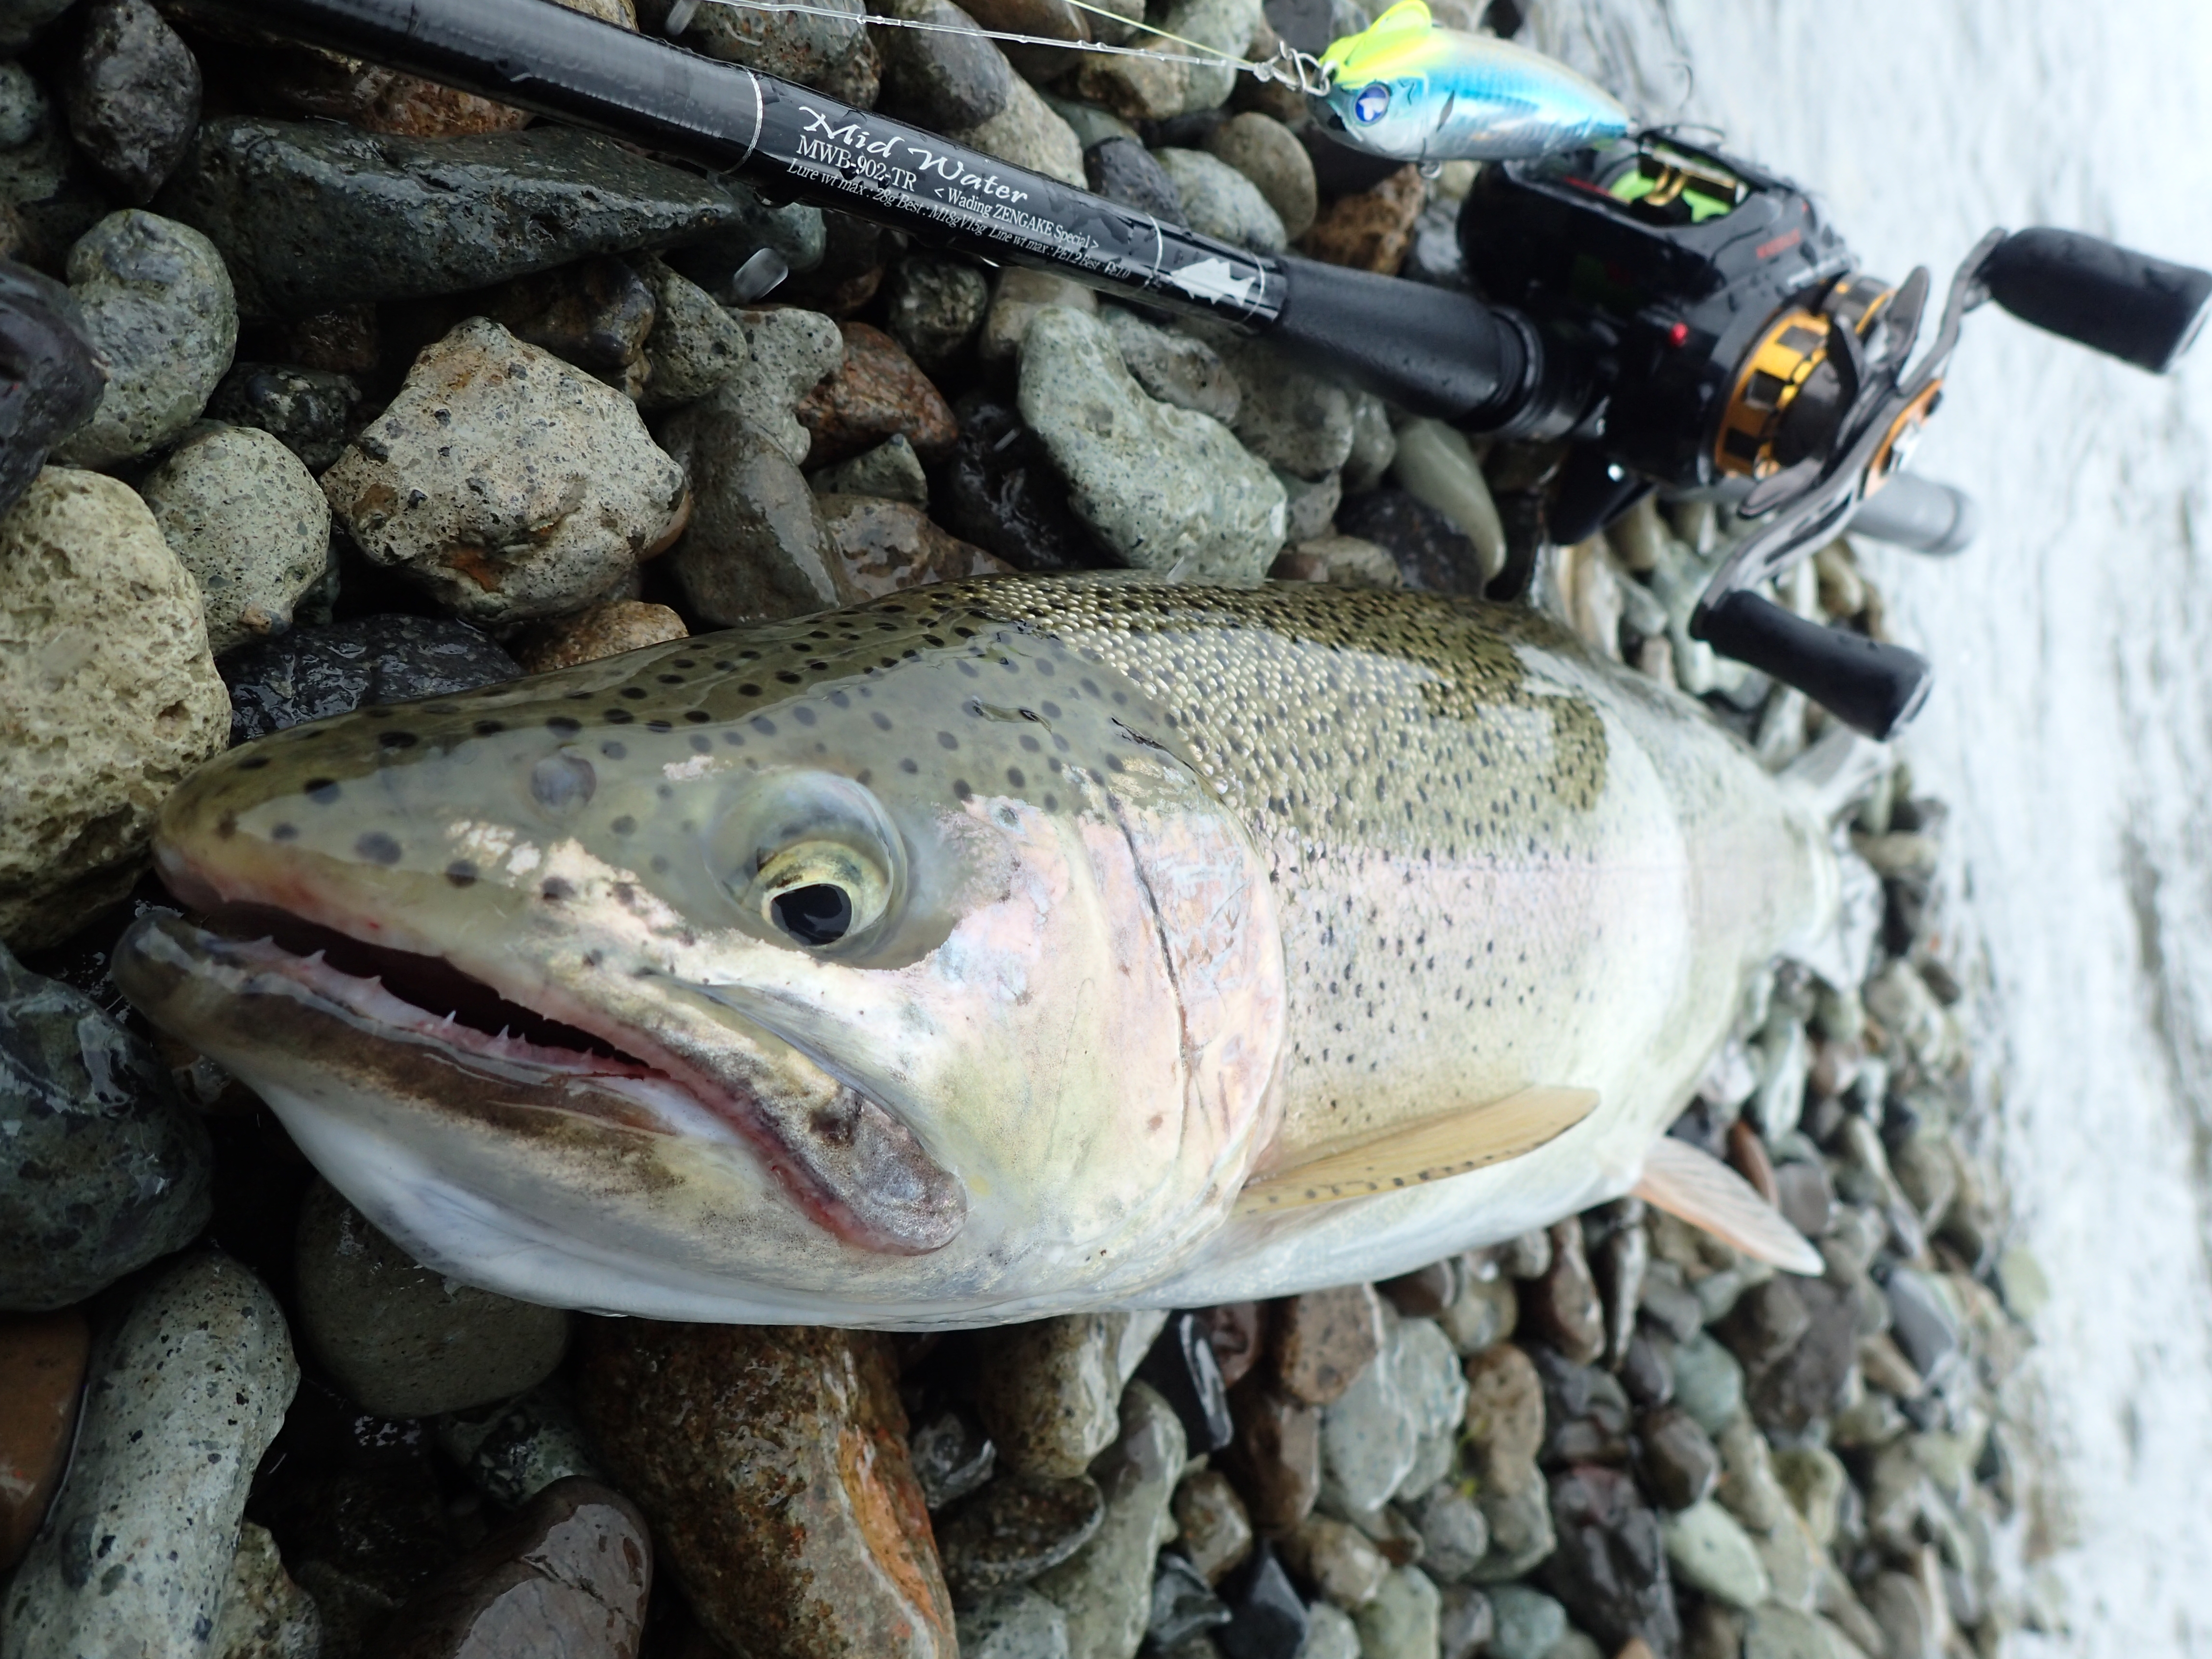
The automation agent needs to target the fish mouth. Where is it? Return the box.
[117,893,967,1259]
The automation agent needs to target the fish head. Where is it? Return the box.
[116,587,1288,1325]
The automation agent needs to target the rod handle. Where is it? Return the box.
[1984,228,2212,374]
[1694,589,1931,740]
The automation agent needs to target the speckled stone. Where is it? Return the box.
[1321,1315,1466,1513]
[1661,1499,1770,1611]
[820,493,1010,597]
[947,74,1084,189]
[1297,164,1425,274]
[0,1310,87,1572]
[1460,1342,1544,1480]
[633,252,747,410]
[1203,113,1316,240]
[875,0,1013,130]
[1272,1283,1385,1407]
[937,1474,1106,1602]
[435,1383,603,1510]
[1301,1601,1360,1659]
[1486,1584,1566,1659]
[61,0,200,204]
[1154,149,1286,253]
[482,253,657,396]
[1082,137,1182,221]
[1172,1469,1253,1584]
[969,1312,1164,1479]
[205,361,363,473]
[886,254,990,374]
[219,613,517,743]
[1356,1566,1441,1659]
[511,599,688,673]
[1279,1515,1387,1610]
[1220,1378,1320,1534]
[576,1320,955,1659]
[1529,1216,1606,1365]
[1195,1303,1267,1389]
[980,265,1097,366]
[811,433,929,505]
[673,0,878,103]
[661,393,845,626]
[957,1585,1071,1659]
[208,1521,323,1659]
[1031,1382,1187,1659]
[1099,306,1240,425]
[1670,1334,1746,1437]
[796,320,957,468]
[909,1408,997,1512]
[0,942,213,1306]
[1538,1465,1677,1655]
[1402,1484,1488,1585]
[0,1255,297,1659]
[1636,1405,1722,1511]
[139,423,331,653]
[1467,1475,1555,1585]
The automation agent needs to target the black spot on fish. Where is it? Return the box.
[602,742,627,759]
[1043,793,1058,811]
[531,754,596,810]
[751,717,776,736]
[872,712,893,731]
[355,832,402,866]
[1006,767,1025,788]
[377,731,417,750]
[611,815,636,834]
[738,683,762,697]
[646,720,672,734]
[685,710,710,723]
[953,779,971,800]
[658,674,684,685]
[689,735,711,754]
[475,720,505,736]
[793,707,817,727]
[271,822,298,842]
[899,758,918,774]
[620,687,647,700]
[216,813,236,839]
[237,756,269,770]
[604,709,635,725]
[305,779,340,804]
[1041,700,1063,720]
[547,716,581,734]
[541,877,574,902]
[937,732,958,750]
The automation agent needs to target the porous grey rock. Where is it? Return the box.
[888,254,990,373]
[1342,390,1397,491]
[812,433,929,505]
[1154,148,1286,252]
[734,304,846,464]
[53,209,236,466]
[958,1586,1071,1659]
[1099,306,1239,424]
[968,1313,1164,1481]
[0,940,213,1309]
[1302,1601,1361,1659]
[0,0,73,52]
[0,64,109,272]
[61,0,200,204]
[1203,112,1316,239]
[158,118,756,315]
[1672,1333,1747,1435]
[0,467,228,947]
[634,252,748,409]
[0,62,49,153]
[671,0,879,103]
[1277,468,1340,543]
[0,1255,297,1659]
[1082,135,1182,220]
[1661,1499,1771,1610]
[1222,337,1354,479]
[208,1521,322,1659]
[1158,0,1264,109]
[1031,1382,1187,1659]
[140,424,331,653]
[435,1385,606,1508]
[294,1178,570,1420]
[980,265,1095,366]
[0,262,103,518]
[1320,1316,1466,1513]
[1356,1566,1441,1659]
[1485,1584,1567,1659]
[322,318,687,625]
[205,361,362,473]
[876,0,1014,130]
[948,72,1085,189]
[1017,307,1283,579]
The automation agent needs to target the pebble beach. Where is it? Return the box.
[0,0,2056,1657]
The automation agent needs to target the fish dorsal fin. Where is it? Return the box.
[1235,1086,1598,1217]
[1326,0,1432,68]
[1634,1135,1825,1274]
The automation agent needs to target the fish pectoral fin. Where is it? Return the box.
[1234,1085,1598,1217]
[1634,1135,1826,1275]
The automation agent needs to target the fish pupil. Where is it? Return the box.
[1354,81,1391,122]
[773,883,854,947]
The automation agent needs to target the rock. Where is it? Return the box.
[1356,1565,1441,1659]
[1100,306,1239,424]
[1467,1476,1554,1584]
[0,1255,296,1657]
[1714,1415,1791,1535]
[159,119,755,316]
[1019,307,1283,577]
[1532,1346,1631,1467]
[1149,1553,1232,1648]
[948,74,1085,188]
[721,304,844,463]
[936,392,1098,573]
[0,0,72,52]
[1882,1269,1960,1386]
[1324,1315,1465,1511]
[1274,468,1339,543]
[1670,1335,1747,1437]
[1661,1499,1770,1610]
[435,1382,603,1509]
[209,1519,322,1659]
[1861,1572,1938,1659]
[1487,1584,1567,1659]
[813,433,930,504]
[1073,39,1189,122]
[979,264,1096,367]
[1163,0,1263,107]
[1774,1161,1835,1241]
[821,493,1010,595]
[675,0,878,103]
[0,940,213,1303]
[481,253,657,395]
[1221,337,1351,479]
[970,1314,1146,1480]
[1279,1515,1387,1609]
[959,1586,1073,1659]
[937,1474,1106,1602]
[139,423,330,653]
[61,0,198,204]
[887,255,989,374]
[1298,164,1425,273]
[777,206,889,314]
[662,185,828,306]
[1196,1303,1267,1389]
[510,599,687,673]
[1438,1584,1494,1659]
[1771,1445,1848,1548]
[877,0,1014,129]
[1402,1484,1487,1584]
[1082,136,1183,220]
[373,1477,649,1659]
[577,1320,953,1659]
[0,263,102,515]
[1635,1405,1720,1510]
[1379,1261,1456,1319]
[1173,1469,1253,1584]
[324,318,686,625]
[632,252,747,410]
[220,613,518,742]
[1528,1216,1606,1364]
[1203,113,1316,239]
[0,65,109,275]
[1214,1545,1308,1659]
[1438,1263,1517,1354]
[1273,1284,1386,1407]
[1140,1310,1236,1454]
[1718,1278,1811,1371]
[1154,148,1287,252]
[1342,392,1396,492]
[1390,417,1506,585]
[1460,1342,1544,1481]
[1220,1378,1320,1532]
[663,392,848,624]
[903,1402,999,1514]
[205,361,362,473]
[1746,1278,1859,1434]
[1032,1381,1186,1659]
[1538,1465,1677,1656]
[796,320,957,468]
[1334,487,1486,594]
[0,1310,87,1572]
[52,209,234,466]
[1743,1607,1863,1659]
[1302,1602,1360,1659]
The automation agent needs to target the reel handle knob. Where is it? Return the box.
[1693,589,1931,740]
[1985,228,2212,373]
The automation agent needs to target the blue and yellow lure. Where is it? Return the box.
[1310,0,1631,165]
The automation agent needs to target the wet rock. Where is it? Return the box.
[1173,1468,1253,1584]
[205,361,363,473]
[0,1255,296,1656]
[949,74,1085,188]
[295,1179,569,1419]
[1100,306,1239,423]
[1743,1606,1862,1659]
[61,0,198,204]
[1883,1269,1960,1387]
[1746,1277,1860,1434]
[0,263,102,514]
[324,319,686,625]
[159,119,754,316]
[1379,1260,1456,1319]
[1082,136,1183,220]
[1334,487,1486,594]
[1140,1310,1235,1454]
[819,493,1010,595]
[1438,1584,1494,1659]
[0,940,213,1301]
[813,432,929,504]
[1774,1160,1836,1241]
[378,1477,650,1659]
[674,0,878,103]
[886,254,989,374]
[937,1474,1106,1602]
[979,264,1096,366]
[1196,1302,1267,1389]
[1298,163,1424,273]
[1635,1405,1720,1510]
[1714,1415,1791,1535]
[1203,112,1315,239]
[1073,37,1189,122]
[1528,1216,1606,1364]
[510,598,686,673]
[1321,1315,1465,1510]
[1019,306,1283,577]
[1467,1475,1555,1584]
[1671,1334,1747,1437]
[577,1320,953,1659]
[53,209,235,466]
[970,1313,1162,1479]
[1032,1381,1186,1659]
[482,253,657,395]
[1221,337,1351,479]
[1622,1330,1676,1411]
[0,65,109,274]
[1150,1553,1233,1647]
[1302,1601,1360,1659]
[1402,1483,1488,1583]
[632,252,746,410]
[1220,1378,1320,1533]
[1214,1545,1307,1659]
[221,613,517,741]
[1487,1584,1566,1659]
[209,1519,322,1659]
[1461,1341,1545,1481]
[435,1382,603,1509]
[797,320,957,468]
[1357,1565,1441,1659]
[0,0,72,52]
[1274,468,1339,543]
[1533,1346,1631,1467]
[936,391,1099,572]
[1440,1264,1518,1355]
[663,391,844,623]
[1155,148,1286,252]
[877,0,1014,129]
[1719,1278,1812,1372]
[1341,390,1396,491]
[1539,1465,1676,1656]
[1771,1444,1848,1548]
[140,423,330,653]
[1280,1514,1387,1609]
[0,1310,87,1571]
[908,1407,998,1512]
[958,1585,1072,1659]
[1661,1498,1769,1611]
[1271,1283,1385,1407]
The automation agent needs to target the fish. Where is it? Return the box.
[1309,0,1632,166]
[114,577,1838,1328]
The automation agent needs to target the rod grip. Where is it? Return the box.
[1693,589,1931,740]
[1984,228,2212,373]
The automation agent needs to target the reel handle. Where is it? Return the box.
[1693,589,1931,740]
[1984,228,2212,373]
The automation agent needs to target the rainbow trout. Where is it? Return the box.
[115,578,1835,1326]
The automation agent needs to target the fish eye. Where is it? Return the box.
[713,771,905,951]
[755,841,889,948]
[1353,81,1390,122]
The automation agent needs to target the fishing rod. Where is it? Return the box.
[168,0,2212,739]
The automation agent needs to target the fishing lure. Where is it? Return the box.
[1310,0,1631,164]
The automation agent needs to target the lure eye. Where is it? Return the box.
[1353,81,1390,123]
